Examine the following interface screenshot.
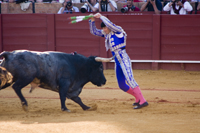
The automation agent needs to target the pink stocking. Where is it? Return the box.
[126,88,140,103]
[132,86,146,105]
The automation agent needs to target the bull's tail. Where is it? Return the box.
[0,51,10,60]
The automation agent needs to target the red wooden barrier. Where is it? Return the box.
[0,15,2,52]
[2,14,49,51]
[55,14,101,57]
[47,14,56,51]
[0,13,200,71]
[160,15,200,71]
[152,15,161,70]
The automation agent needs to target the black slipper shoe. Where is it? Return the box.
[134,102,148,109]
[132,100,140,106]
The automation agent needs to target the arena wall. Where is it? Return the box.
[0,13,199,71]
[0,2,199,14]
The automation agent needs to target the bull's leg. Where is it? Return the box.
[59,88,71,112]
[71,96,90,110]
[0,83,12,89]
[59,79,71,112]
[12,78,34,111]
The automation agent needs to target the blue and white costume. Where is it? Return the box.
[89,16,138,92]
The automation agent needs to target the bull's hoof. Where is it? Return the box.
[21,102,28,112]
[85,104,98,111]
[22,104,28,112]
[62,108,71,112]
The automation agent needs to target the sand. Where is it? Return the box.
[0,69,200,133]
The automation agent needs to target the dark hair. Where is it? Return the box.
[101,22,106,28]
[16,0,28,4]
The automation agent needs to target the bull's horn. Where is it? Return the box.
[95,56,115,62]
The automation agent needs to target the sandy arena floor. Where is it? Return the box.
[0,69,200,133]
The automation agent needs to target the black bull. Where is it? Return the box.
[0,50,113,112]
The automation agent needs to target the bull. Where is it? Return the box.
[0,50,113,112]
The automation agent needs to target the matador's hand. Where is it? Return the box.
[89,13,95,22]
[94,13,102,19]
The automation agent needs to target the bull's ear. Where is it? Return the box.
[0,51,10,60]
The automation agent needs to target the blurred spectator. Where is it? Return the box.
[163,0,193,14]
[191,0,200,13]
[99,0,117,11]
[112,0,143,2]
[140,0,162,14]
[42,0,57,3]
[133,0,145,2]
[80,0,99,13]
[8,0,15,3]
[121,0,140,13]
[113,0,126,2]
[15,0,30,3]
[57,0,79,13]
[36,0,43,2]
[163,0,170,7]
[51,0,58,3]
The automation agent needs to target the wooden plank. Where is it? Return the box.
[56,29,92,38]
[3,36,46,44]
[2,14,47,20]
[2,14,48,51]
[152,15,161,70]
[3,20,47,28]
[3,44,29,50]
[46,14,55,51]
[2,14,47,28]
[126,30,152,39]
[56,38,99,46]
[161,15,200,26]
[161,35,200,45]
[55,14,100,29]
[56,46,100,56]
[185,64,200,71]
[108,15,153,23]
[132,63,152,70]
[56,21,90,29]
[127,48,152,55]
[3,44,47,51]
[127,38,152,46]
[161,26,200,36]
[160,63,183,70]
[161,44,200,53]
[3,27,47,36]
[0,15,2,52]
[116,22,153,30]
[161,53,200,60]
[28,44,48,51]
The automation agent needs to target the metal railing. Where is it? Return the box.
[110,60,200,63]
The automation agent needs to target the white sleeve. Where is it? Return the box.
[100,16,124,33]
[94,2,99,9]
[73,6,80,12]
[57,7,63,14]
[183,1,193,11]
[110,0,117,10]
[89,20,105,37]
[163,2,171,11]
